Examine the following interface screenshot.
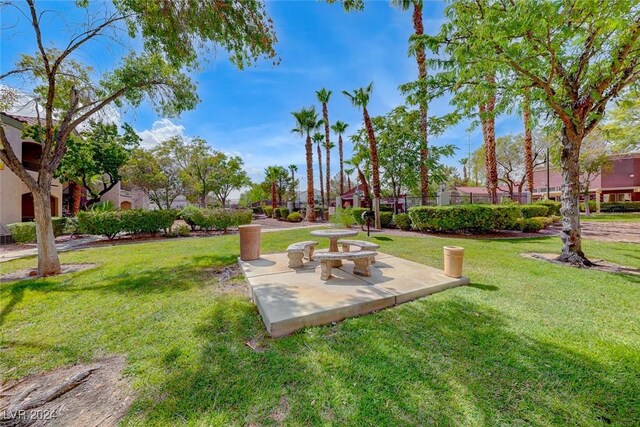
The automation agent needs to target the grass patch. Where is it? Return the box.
[1,230,639,425]
[581,212,640,222]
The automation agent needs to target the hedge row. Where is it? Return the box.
[180,206,252,232]
[78,209,177,239]
[7,217,69,244]
[408,205,523,233]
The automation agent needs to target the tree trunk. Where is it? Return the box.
[363,107,381,229]
[357,168,371,208]
[316,141,325,217]
[480,95,498,203]
[271,182,277,210]
[339,134,344,195]
[558,128,592,266]
[523,88,534,201]
[33,187,61,276]
[412,1,429,205]
[69,182,82,215]
[305,135,315,222]
[322,102,331,208]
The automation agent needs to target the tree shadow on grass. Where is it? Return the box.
[131,299,639,425]
[468,283,499,291]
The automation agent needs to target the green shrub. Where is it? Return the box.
[579,200,597,212]
[278,208,289,219]
[535,200,561,216]
[121,209,176,235]
[274,208,282,219]
[549,215,561,223]
[393,213,412,230]
[7,222,37,244]
[534,216,553,227]
[64,217,78,235]
[51,217,68,237]
[520,205,550,218]
[330,207,355,228]
[88,200,115,212]
[409,205,496,233]
[379,211,393,228]
[174,224,191,237]
[600,201,640,212]
[234,209,253,227]
[517,217,545,232]
[77,211,123,239]
[351,207,368,225]
[252,206,263,215]
[180,205,204,230]
[287,212,303,222]
[489,205,521,230]
[264,206,274,217]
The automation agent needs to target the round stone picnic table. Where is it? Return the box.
[310,229,358,267]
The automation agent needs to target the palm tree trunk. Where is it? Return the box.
[305,135,315,222]
[412,1,429,205]
[362,107,381,228]
[338,134,344,195]
[271,182,277,210]
[69,181,82,215]
[316,141,325,217]
[523,88,534,201]
[322,102,331,208]
[480,92,498,203]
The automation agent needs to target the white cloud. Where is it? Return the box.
[137,118,186,148]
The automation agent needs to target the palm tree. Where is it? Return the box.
[275,166,289,206]
[479,75,498,203]
[344,145,372,208]
[313,132,326,217]
[523,88,534,202]
[292,107,323,222]
[343,82,382,228]
[316,88,333,207]
[459,158,468,183]
[331,120,349,195]
[264,166,280,212]
[392,0,429,205]
[288,164,298,203]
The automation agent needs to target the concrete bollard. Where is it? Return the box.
[239,224,261,261]
[443,246,464,278]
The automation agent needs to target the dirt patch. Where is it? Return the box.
[579,221,640,243]
[0,264,97,283]
[269,396,290,423]
[0,355,133,427]
[522,253,640,275]
[205,264,249,296]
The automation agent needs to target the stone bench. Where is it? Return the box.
[286,241,319,268]
[338,239,380,263]
[314,251,377,280]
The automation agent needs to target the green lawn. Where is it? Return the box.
[581,212,640,222]
[1,230,639,426]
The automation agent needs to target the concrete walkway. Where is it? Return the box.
[0,236,105,263]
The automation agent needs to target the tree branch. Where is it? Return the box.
[0,123,38,190]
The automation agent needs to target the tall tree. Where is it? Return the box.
[169,137,221,208]
[313,132,326,216]
[0,0,277,275]
[292,107,323,222]
[264,166,282,211]
[479,75,499,202]
[494,133,547,197]
[602,91,640,152]
[121,143,184,210]
[437,0,640,264]
[392,0,430,204]
[522,88,535,198]
[288,164,298,202]
[209,154,251,208]
[52,121,140,208]
[343,83,382,228]
[331,120,349,195]
[316,88,333,206]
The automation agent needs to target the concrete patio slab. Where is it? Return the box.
[340,255,470,304]
[240,251,469,337]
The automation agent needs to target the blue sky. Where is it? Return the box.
[1,0,523,194]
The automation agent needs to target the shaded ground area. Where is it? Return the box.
[0,264,97,283]
[1,229,639,425]
[522,253,640,275]
[0,356,132,427]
